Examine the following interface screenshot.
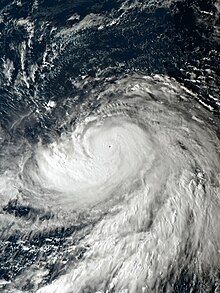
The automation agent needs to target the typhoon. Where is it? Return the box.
[0,0,220,293]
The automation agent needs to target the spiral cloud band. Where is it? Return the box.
[18,75,219,293]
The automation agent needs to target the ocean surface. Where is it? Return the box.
[0,0,220,292]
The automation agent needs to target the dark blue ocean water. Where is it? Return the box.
[0,0,219,141]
